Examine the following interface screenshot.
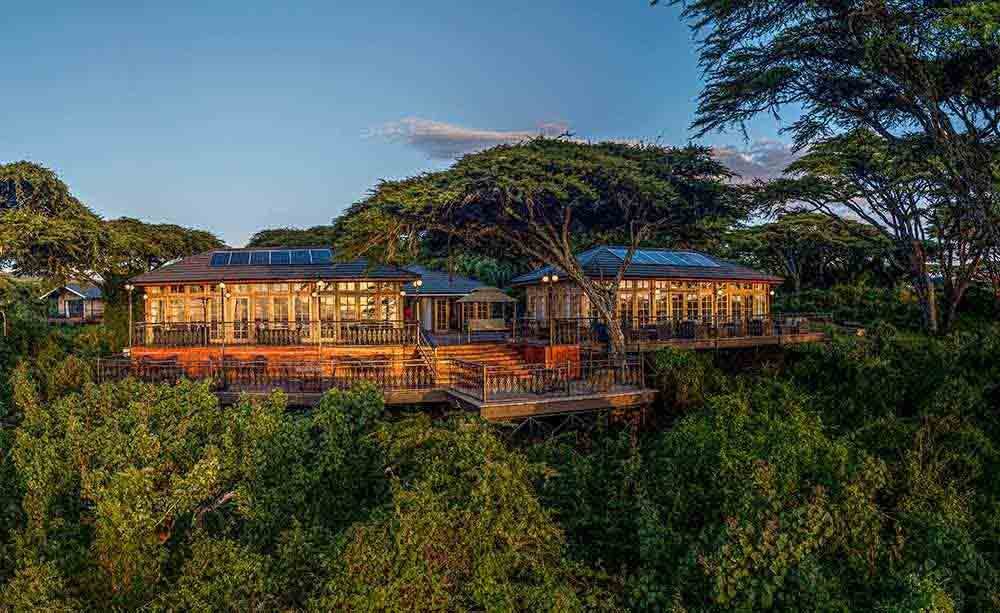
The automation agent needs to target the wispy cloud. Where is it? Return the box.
[711,139,801,181]
[370,118,800,182]
[367,117,571,160]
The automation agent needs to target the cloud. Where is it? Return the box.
[367,117,571,160]
[370,117,800,182]
[711,139,801,182]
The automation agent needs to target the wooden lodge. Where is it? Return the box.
[109,245,826,420]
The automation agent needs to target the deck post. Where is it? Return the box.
[482,364,488,402]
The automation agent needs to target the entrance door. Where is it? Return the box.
[434,299,450,331]
[234,297,250,340]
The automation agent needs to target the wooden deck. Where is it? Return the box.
[626,331,827,352]
[113,327,827,422]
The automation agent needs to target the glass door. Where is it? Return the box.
[234,297,250,341]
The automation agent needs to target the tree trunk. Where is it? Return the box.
[940,278,970,334]
[908,242,938,334]
[579,282,626,359]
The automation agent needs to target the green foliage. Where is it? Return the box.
[247,224,342,248]
[725,212,897,291]
[315,415,604,612]
[0,161,107,281]
[774,282,925,328]
[649,346,726,413]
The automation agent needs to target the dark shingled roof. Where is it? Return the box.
[130,247,419,286]
[509,246,783,286]
[402,265,484,296]
[40,284,104,300]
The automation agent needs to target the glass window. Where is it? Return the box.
[686,294,699,320]
[235,284,249,294]
[253,284,268,293]
[381,296,398,321]
[339,295,358,321]
[169,299,185,322]
[272,283,289,293]
[170,285,184,294]
[637,294,651,324]
[655,290,668,320]
[147,286,161,294]
[294,296,310,323]
[320,295,336,321]
[272,297,289,322]
[188,285,203,294]
[716,295,729,322]
[618,292,633,320]
[360,295,377,320]
[189,299,206,321]
[671,294,683,321]
[254,298,269,322]
[149,299,163,323]
[701,296,713,323]
[338,282,355,292]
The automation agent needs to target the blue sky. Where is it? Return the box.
[2,1,796,246]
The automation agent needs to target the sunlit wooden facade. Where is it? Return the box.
[513,247,781,325]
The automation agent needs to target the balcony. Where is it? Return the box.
[514,315,828,348]
[130,320,420,348]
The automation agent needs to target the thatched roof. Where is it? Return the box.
[455,286,516,304]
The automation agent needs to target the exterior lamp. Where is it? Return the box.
[542,275,550,283]
[316,280,327,291]
[399,290,406,297]
[414,279,423,288]
[125,284,135,348]
[769,290,776,296]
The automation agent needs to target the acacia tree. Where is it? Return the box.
[246,224,343,248]
[662,0,1000,331]
[765,131,986,331]
[726,211,894,292]
[101,217,222,303]
[0,161,108,282]
[337,138,743,356]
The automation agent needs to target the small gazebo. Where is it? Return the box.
[456,286,517,340]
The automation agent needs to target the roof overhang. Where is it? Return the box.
[39,285,87,300]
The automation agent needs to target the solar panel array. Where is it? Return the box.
[209,249,333,267]
[608,248,719,268]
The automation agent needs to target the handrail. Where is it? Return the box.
[415,327,439,383]
[95,356,435,393]
[130,320,421,348]
[514,315,818,345]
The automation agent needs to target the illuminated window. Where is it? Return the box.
[272,297,289,322]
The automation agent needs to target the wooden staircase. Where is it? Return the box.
[433,344,535,385]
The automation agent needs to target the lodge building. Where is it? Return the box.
[107,244,823,420]
[513,246,780,323]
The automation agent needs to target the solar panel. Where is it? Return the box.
[608,247,721,268]
[310,249,332,264]
[679,253,719,267]
[270,250,290,265]
[229,251,250,266]
[290,250,311,265]
[632,251,658,265]
[250,251,269,265]
[209,252,231,267]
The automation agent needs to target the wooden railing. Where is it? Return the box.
[515,315,818,345]
[446,356,644,403]
[96,357,434,394]
[130,320,420,348]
